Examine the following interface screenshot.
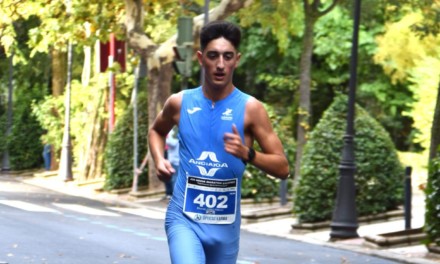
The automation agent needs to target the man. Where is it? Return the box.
[148,20,289,264]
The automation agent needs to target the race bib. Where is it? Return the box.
[183,176,237,224]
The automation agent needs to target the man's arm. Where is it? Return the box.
[148,93,182,182]
[224,98,289,179]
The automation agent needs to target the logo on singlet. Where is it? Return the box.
[189,151,228,177]
[187,107,202,114]
[221,108,233,121]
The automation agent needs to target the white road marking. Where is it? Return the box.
[0,200,165,219]
[108,207,165,220]
[53,203,120,217]
[0,200,60,213]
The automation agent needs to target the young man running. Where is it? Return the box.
[148,20,289,264]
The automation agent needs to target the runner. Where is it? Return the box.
[148,20,289,264]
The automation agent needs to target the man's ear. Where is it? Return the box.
[235,52,241,68]
[197,50,203,66]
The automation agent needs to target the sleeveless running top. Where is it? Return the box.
[165,86,251,264]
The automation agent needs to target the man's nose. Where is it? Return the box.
[216,56,225,69]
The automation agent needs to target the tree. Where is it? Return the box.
[1,0,127,177]
[374,10,440,161]
[413,1,440,161]
[124,0,254,191]
[235,0,339,188]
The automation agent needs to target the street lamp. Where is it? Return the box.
[59,0,74,182]
[329,0,361,240]
[2,54,13,171]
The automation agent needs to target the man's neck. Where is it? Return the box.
[202,84,235,102]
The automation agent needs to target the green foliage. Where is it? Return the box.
[410,1,440,37]
[238,0,303,52]
[311,6,418,152]
[293,94,404,223]
[241,103,295,201]
[27,0,126,54]
[373,11,440,153]
[32,71,134,170]
[104,88,149,190]
[31,96,65,153]
[8,108,45,170]
[0,18,50,170]
[1,82,47,170]
[237,24,301,105]
[425,150,440,246]
[235,23,301,136]
[314,8,353,73]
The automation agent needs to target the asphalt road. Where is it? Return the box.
[0,175,402,264]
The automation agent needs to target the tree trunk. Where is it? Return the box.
[79,86,107,182]
[429,83,440,160]
[51,49,67,97]
[293,8,317,190]
[145,58,174,192]
[147,58,163,191]
[159,61,173,104]
[293,0,339,190]
[50,48,67,170]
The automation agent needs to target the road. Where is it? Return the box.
[0,175,401,264]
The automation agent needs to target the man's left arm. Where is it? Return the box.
[246,99,289,179]
[223,98,289,179]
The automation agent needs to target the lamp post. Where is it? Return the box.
[59,0,74,182]
[2,54,13,171]
[329,0,361,240]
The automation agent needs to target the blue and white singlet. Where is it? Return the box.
[165,86,250,264]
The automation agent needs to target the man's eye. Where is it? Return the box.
[224,53,234,60]
[207,52,219,59]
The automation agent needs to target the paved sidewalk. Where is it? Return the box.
[5,171,440,264]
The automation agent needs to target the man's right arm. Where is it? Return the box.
[148,93,182,180]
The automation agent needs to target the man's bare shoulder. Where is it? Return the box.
[169,91,184,103]
[244,96,271,129]
[166,92,184,109]
[246,96,266,114]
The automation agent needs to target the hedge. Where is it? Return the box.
[293,94,404,223]
[103,90,149,190]
[425,150,440,246]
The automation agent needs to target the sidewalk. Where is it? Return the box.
[6,171,440,264]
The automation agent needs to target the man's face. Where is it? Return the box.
[197,37,241,90]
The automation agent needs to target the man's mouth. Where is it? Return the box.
[214,72,225,80]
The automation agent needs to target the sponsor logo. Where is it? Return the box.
[189,151,228,177]
[194,214,202,221]
[187,107,202,114]
[196,167,220,177]
[221,108,233,121]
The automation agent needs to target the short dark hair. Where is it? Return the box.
[200,20,241,51]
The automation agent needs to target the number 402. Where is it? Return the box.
[193,193,228,209]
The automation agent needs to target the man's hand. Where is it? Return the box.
[156,159,176,182]
[223,124,247,160]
